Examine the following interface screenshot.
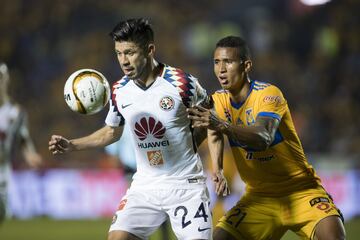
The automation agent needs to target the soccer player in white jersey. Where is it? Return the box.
[49,18,212,240]
[0,62,43,224]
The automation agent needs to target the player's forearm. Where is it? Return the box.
[70,126,121,151]
[193,127,207,148]
[220,123,272,151]
[208,129,224,172]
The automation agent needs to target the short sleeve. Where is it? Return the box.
[105,97,125,127]
[257,85,287,120]
[211,91,229,122]
[192,78,212,108]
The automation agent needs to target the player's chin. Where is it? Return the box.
[124,70,137,78]
[124,73,133,78]
[220,84,231,90]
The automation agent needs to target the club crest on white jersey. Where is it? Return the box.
[159,96,175,111]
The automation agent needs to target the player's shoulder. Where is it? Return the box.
[252,80,282,94]
[112,76,131,91]
[161,64,198,84]
[252,80,271,90]
[212,89,230,104]
[213,89,229,97]
[251,80,286,107]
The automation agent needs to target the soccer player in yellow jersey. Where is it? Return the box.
[187,36,346,240]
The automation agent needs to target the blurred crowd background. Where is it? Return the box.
[0,0,359,169]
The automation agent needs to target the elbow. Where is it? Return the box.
[102,125,121,145]
[253,132,272,151]
[254,141,270,151]
[110,128,121,143]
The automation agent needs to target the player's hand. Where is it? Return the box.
[48,135,73,155]
[212,170,230,196]
[187,105,228,131]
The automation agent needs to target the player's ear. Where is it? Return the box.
[147,44,155,57]
[244,60,252,73]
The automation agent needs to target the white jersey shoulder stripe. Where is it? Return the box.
[161,65,197,108]
[109,77,130,122]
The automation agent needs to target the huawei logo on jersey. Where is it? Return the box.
[134,117,170,150]
[134,117,166,141]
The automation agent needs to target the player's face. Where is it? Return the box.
[115,41,150,80]
[213,47,248,91]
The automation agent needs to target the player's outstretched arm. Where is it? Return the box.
[188,105,279,151]
[49,135,73,155]
[49,125,123,155]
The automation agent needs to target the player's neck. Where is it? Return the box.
[134,59,161,88]
[229,78,251,104]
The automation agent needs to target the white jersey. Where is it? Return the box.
[105,64,210,189]
[0,102,25,191]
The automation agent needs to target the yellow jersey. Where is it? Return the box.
[212,80,322,197]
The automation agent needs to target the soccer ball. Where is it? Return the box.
[64,69,111,115]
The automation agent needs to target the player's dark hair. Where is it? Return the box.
[215,36,251,61]
[110,18,154,50]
